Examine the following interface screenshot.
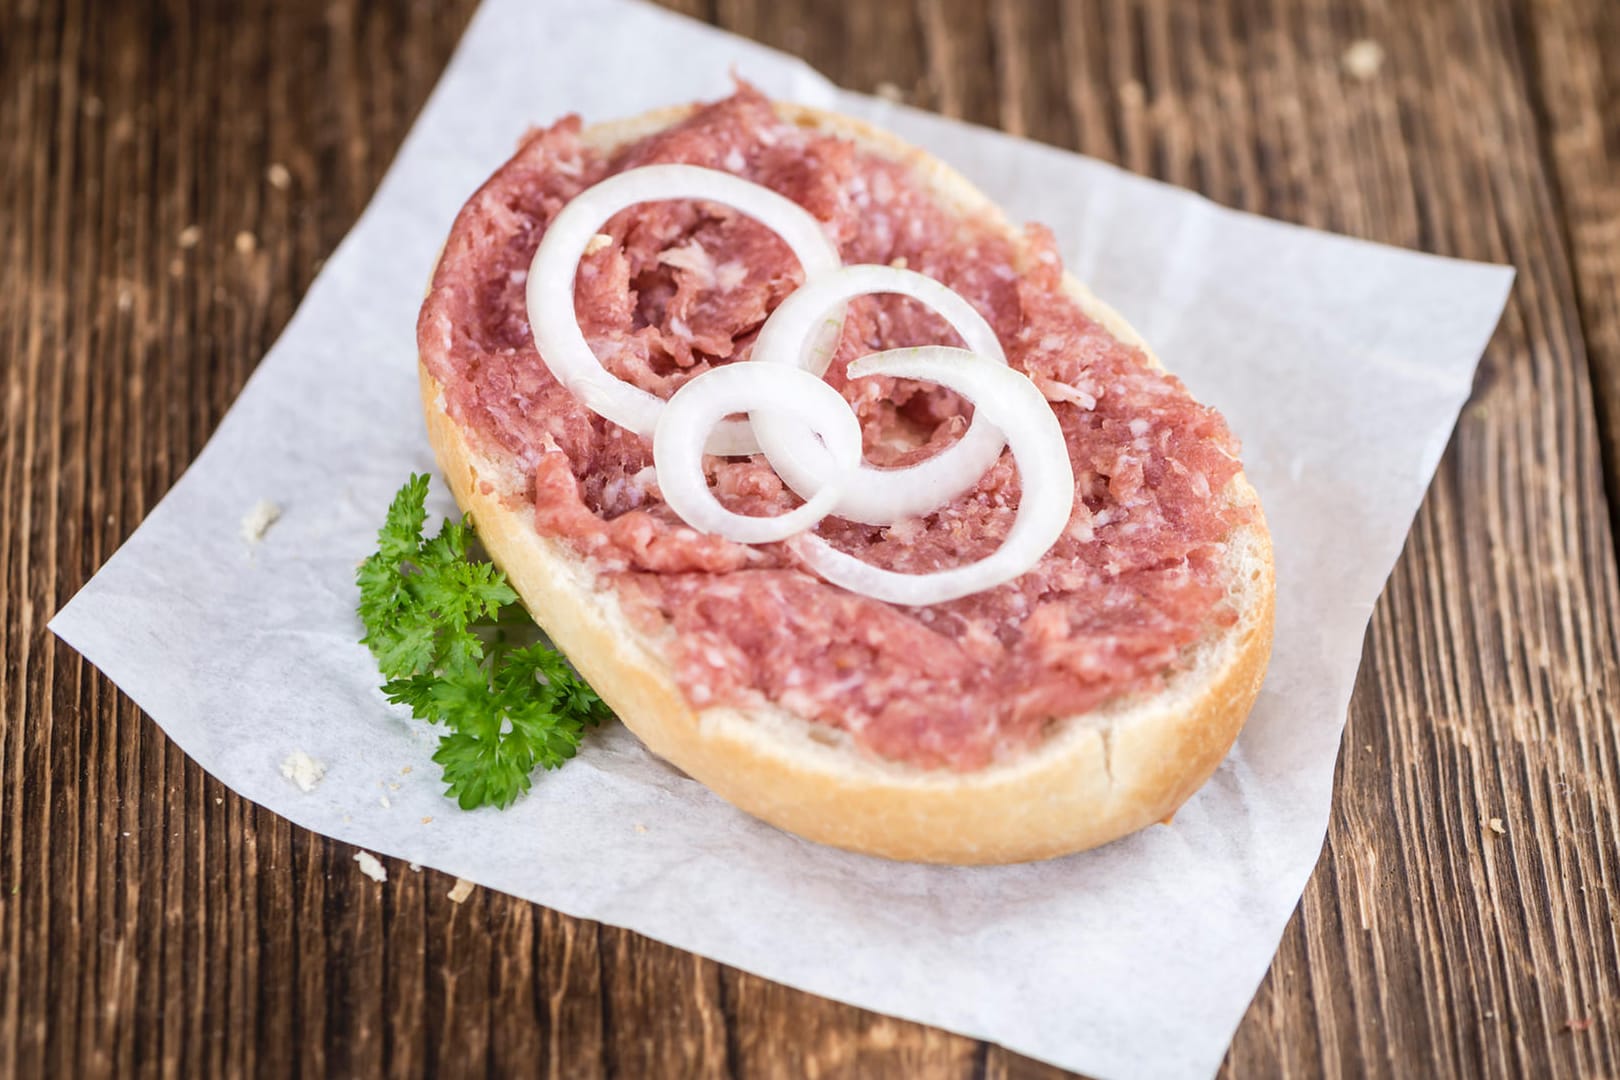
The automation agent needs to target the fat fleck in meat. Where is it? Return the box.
[419,87,1250,770]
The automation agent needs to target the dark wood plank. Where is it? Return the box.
[3,0,1619,1078]
[1520,0,1620,545]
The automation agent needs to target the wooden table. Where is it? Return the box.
[4,0,1618,1075]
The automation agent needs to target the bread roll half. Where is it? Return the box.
[420,101,1275,864]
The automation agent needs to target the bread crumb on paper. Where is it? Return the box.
[279,750,326,792]
[1342,40,1385,81]
[241,499,282,542]
[447,878,475,904]
[379,795,391,809]
[354,850,388,883]
[1484,817,1505,835]
[634,823,648,834]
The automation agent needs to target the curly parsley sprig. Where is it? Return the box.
[356,474,612,809]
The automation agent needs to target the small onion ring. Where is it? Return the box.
[792,346,1074,606]
[654,364,863,545]
[748,264,1009,525]
[526,164,843,455]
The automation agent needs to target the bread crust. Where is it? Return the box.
[419,102,1275,864]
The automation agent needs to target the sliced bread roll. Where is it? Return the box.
[419,100,1275,864]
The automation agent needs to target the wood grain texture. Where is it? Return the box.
[1521,0,1620,545]
[2,0,1617,1077]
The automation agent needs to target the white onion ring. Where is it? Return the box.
[792,347,1074,606]
[532,166,1078,606]
[747,264,1009,525]
[526,164,843,455]
[654,364,863,545]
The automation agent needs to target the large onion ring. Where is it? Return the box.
[526,164,842,455]
[748,264,1009,525]
[792,347,1074,606]
[532,166,1077,607]
[653,364,863,545]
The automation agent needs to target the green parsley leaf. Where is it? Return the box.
[356,474,612,809]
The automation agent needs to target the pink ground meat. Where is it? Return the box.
[419,87,1250,771]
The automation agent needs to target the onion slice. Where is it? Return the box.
[654,364,863,545]
[526,164,842,455]
[531,168,1077,607]
[792,347,1074,606]
[748,264,1009,525]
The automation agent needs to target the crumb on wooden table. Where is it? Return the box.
[354,850,387,883]
[1342,39,1385,80]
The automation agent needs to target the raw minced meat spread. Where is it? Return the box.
[418,87,1251,770]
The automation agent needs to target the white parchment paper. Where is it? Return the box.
[50,1,1514,1076]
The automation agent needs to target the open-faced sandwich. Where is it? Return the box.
[415,86,1274,864]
